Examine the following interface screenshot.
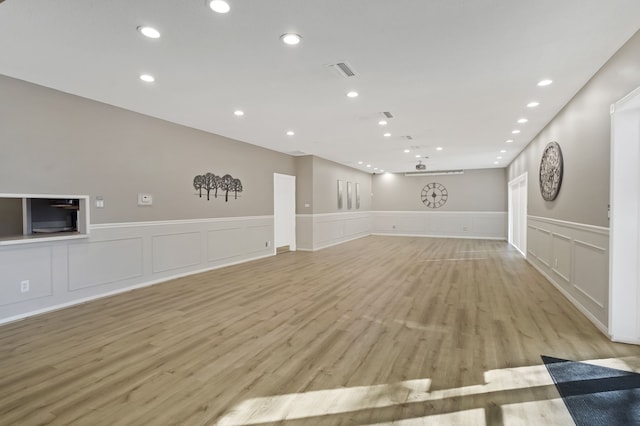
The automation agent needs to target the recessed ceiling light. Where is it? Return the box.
[280,33,302,45]
[404,149,410,153]
[505,139,514,143]
[366,164,372,168]
[347,91,359,98]
[286,131,295,136]
[527,101,540,108]
[497,156,503,160]
[137,26,160,39]
[139,74,155,83]
[378,120,387,126]
[517,118,528,124]
[380,170,385,172]
[494,161,499,165]
[383,133,391,137]
[233,110,244,116]
[512,130,521,134]
[358,161,363,164]
[415,155,421,158]
[209,0,230,14]
[537,79,553,87]
[500,149,507,153]
[374,168,378,170]
[436,147,443,151]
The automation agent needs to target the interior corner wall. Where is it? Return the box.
[371,168,507,239]
[0,74,296,323]
[506,29,640,332]
[296,156,372,251]
[311,156,372,214]
[0,198,22,237]
[294,155,314,249]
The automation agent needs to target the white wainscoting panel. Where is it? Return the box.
[68,238,143,290]
[0,216,274,324]
[245,225,274,255]
[152,232,201,273]
[0,246,53,305]
[372,211,507,240]
[573,240,608,309]
[527,216,609,333]
[207,227,244,262]
[296,212,372,251]
[295,215,314,251]
[551,233,572,283]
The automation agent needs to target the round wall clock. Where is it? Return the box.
[421,182,448,208]
[539,141,563,201]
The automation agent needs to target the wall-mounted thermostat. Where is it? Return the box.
[138,193,153,206]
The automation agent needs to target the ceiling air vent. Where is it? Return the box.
[402,135,413,140]
[382,111,394,119]
[328,62,356,78]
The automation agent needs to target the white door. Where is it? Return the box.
[609,86,640,343]
[274,173,296,251]
[508,173,527,256]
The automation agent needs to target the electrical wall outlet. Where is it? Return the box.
[20,280,29,293]
[265,241,271,247]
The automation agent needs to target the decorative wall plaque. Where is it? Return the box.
[539,141,563,201]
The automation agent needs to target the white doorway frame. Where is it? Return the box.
[508,172,528,257]
[274,173,296,252]
[609,86,640,344]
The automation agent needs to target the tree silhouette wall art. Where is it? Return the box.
[192,173,243,202]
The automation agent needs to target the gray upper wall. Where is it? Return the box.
[311,156,372,214]
[508,30,640,227]
[294,155,313,214]
[0,75,296,223]
[372,168,507,212]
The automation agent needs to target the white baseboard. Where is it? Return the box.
[372,232,505,241]
[610,336,640,345]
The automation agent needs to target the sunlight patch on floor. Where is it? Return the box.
[501,398,572,426]
[216,379,431,426]
[216,355,640,425]
[367,408,486,425]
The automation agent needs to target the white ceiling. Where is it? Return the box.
[1,1,639,173]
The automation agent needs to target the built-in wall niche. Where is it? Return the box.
[0,194,89,245]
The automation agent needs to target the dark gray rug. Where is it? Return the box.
[542,355,640,425]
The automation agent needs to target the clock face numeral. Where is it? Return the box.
[539,141,563,201]
[421,182,448,208]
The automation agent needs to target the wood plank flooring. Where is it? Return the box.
[1,236,639,425]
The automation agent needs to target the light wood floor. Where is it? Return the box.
[1,236,639,425]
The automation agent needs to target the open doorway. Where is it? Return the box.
[274,173,296,254]
[508,173,527,256]
[609,86,640,344]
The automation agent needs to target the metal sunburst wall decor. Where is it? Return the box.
[539,141,563,201]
